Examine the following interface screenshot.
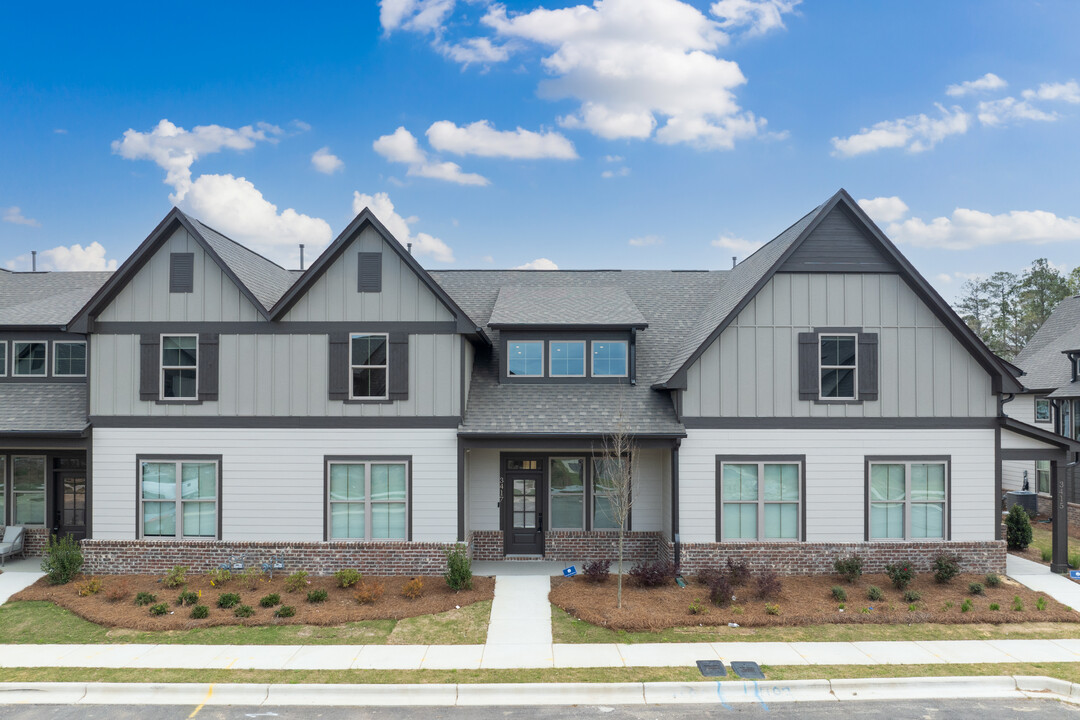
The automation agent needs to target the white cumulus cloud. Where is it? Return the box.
[514,258,558,270]
[7,242,118,271]
[945,73,1007,97]
[601,167,630,178]
[426,120,577,159]
[878,201,1080,251]
[311,147,344,174]
[977,97,1058,126]
[857,196,910,224]
[830,104,970,157]
[352,191,455,263]
[712,234,763,259]
[373,127,489,186]
[629,235,663,246]
[1022,80,1080,103]
[436,37,513,65]
[710,0,800,36]
[3,206,40,227]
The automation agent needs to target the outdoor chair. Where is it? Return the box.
[0,526,26,567]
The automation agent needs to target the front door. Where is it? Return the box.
[504,471,544,555]
[54,470,87,541]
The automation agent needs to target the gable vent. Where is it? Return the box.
[169,253,195,293]
[358,252,382,293]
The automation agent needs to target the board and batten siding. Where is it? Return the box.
[90,332,461,417]
[281,226,454,323]
[96,226,265,323]
[678,428,996,544]
[681,273,997,418]
[1001,396,1042,492]
[91,428,459,542]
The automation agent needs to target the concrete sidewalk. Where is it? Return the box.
[1007,554,1080,609]
[0,556,45,605]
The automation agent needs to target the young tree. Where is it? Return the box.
[1017,259,1071,344]
[599,417,636,609]
[985,271,1021,359]
[956,276,991,339]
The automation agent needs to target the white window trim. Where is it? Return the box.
[819,333,858,401]
[0,340,6,377]
[52,341,87,378]
[719,461,801,542]
[138,459,220,540]
[867,460,949,542]
[1034,397,1052,424]
[507,340,545,378]
[12,340,47,377]
[548,456,586,530]
[160,333,199,400]
[348,332,390,400]
[548,341,587,378]
[326,459,410,542]
[591,340,629,378]
[11,454,47,527]
[1036,460,1051,495]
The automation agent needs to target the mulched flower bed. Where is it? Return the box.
[549,572,1075,631]
[13,573,493,631]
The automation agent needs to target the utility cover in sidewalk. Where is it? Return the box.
[730,661,765,679]
[696,660,726,677]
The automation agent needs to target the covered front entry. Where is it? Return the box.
[502,455,544,555]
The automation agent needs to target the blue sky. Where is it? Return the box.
[2,0,1079,300]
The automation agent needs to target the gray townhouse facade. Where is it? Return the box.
[2,189,1072,575]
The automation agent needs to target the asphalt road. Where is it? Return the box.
[1,700,1077,719]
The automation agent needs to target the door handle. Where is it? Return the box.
[538,511,543,530]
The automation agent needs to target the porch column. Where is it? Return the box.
[457,442,466,543]
[1051,457,1069,573]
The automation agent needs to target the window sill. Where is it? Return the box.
[154,399,204,406]
[813,398,864,405]
[343,398,393,404]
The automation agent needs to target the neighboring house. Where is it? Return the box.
[2,189,1069,575]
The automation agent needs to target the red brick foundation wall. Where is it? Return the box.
[1036,495,1080,527]
[0,527,49,557]
[469,531,503,561]
[81,539,457,576]
[468,530,664,564]
[669,540,1006,575]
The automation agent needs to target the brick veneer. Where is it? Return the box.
[1036,495,1080,527]
[81,539,457,576]
[468,530,663,564]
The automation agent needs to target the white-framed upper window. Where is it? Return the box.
[0,341,6,376]
[592,341,628,377]
[1035,397,1052,423]
[327,459,409,540]
[820,334,857,400]
[549,341,586,377]
[53,341,86,377]
[13,341,47,377]
[549,457,585,529]
[140,459,218,538]
[868,460,947,540]
[161,334,198,399]
[720,461,800,540]
[507,341,544,377]
[1036,460,1051,495]
[350,333,388,399]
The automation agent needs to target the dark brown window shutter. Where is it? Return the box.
[358,252,382,293]
[388,332,409,401]
[797,332,819,401]
[169,253,194,293]
[328,332,349,400]
[139,334,160,400]
[858,332,879,401]
[198,334,219,401]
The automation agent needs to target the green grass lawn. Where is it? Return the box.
[0,600,490,646]
[551,605,1080,644]
[1028,523,1080,566]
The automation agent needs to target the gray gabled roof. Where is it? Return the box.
[488,286,647,327]
[0,271,112,326]
[1013,295,1080,391]
[0,384,88,434]
[185,216,298,311]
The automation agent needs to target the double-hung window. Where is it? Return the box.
[13,341,46,377]
[53,341,86,377]
[12,455,46,525]
[1036,460,1051,494]
[820,334,856,400]
[350,333,388,399]
[507,341,544,377]
[0,341,6,376]
[549,458,585,529]
[1034,398,1051,423]
[720,461,801,540]
[161,335,197,399]
[868,460,947,540]
[140,460,218,538]
[592,341,628,377]
[549,341,585,377]
[327,460,409,540]
[591,456,627,530]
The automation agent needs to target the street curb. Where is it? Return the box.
[0,676,1077,706]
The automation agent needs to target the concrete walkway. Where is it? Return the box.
[483,575,554,668]
[0,556,45,605]
[1007,554,1080,609]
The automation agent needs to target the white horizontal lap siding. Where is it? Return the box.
[1006,394,1038,426]
[92,428,458,542]
[1002,460,1034,493]
[467,449,500,532]
[1001,429,1062,451]
[679,428,995,543]
[631,449,664,532]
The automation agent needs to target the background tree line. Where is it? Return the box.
[952,259,1079,361]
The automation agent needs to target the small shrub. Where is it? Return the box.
[908,603,918,611]
[104,578,131,603]
[1036,596,1047,611]
[75,576,103,597]
[207,567,232,587]
[259,593,281,608]
[1041,547,1053,563]
[1012,595,1024,612]
[307,589,328,603]
[234,604,255,618]
[932,553,961,584]
[831,586,847,602]
[885,561,916,590]
[731,605,745,615]
[134,591,156,607]
[695,568,723,587]
[275,605,296,618]
[217,592,241,609]
[755,570,781,600]
[968,582,984,596]
[943,600,954,610]
[1005,504,1033,550]
[334,568,362,589]
[629,561,675,588]
[726,558,752,586]
[1070,552,1080,570]
[354,580,385,605]
[688,598,707,615]
[838,602,846,610]
[764,603,780,616]
[984,573,1001,588]
[190,604,209,619]
[582,559,612,584]
[402,577,424,600]
[989,602,1001,611]
[903,590,921,603]
[149,602,169,616]
[40,534,83,585]
[867,585,884,602]
[709,575,734,607]
[176,589,199,606]
[960,598,973,613]
[860,606,872,615]
[238,566,262,590]
[834,554,864,584]
[444,545,473,591]
[284,571,309,593]
[162,565,188,588]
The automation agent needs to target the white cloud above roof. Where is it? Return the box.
[373,127,489,186]
[945,72,1007,97]
[352,190,455,263]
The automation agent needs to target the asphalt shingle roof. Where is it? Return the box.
[488,286,647,327]
[1014,295,1080,391]
[0,384,88,433]
[0,271,112,326]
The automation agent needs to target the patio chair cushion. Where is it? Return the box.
[0,542,14,555]
[1,526,24,549]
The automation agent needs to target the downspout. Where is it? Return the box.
[671,439,681,570]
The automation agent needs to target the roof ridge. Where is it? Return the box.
[183,213,292,272]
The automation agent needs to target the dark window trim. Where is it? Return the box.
[323,455,413,542]
[159,333,199,402]
[863,455,951,542]
[1034,396,1052,424]
[0,340,6,377]
[714,455,806,543]
[134,454,223,541]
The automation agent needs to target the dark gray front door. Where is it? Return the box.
[504,472,544,555]
[55,470,87,541]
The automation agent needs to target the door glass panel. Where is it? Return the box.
[63,474,86,527]
[513,478,536,529]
